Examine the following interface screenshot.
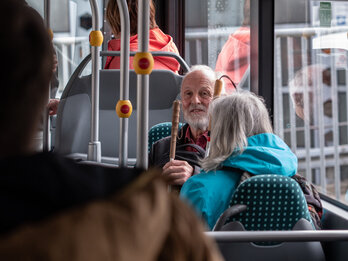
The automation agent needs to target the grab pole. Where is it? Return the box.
[134,0,154,169]
[88,0,103,162]
[115,0,131,167]
[43,0,51,151]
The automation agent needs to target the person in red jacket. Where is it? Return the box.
[215,0,250,93]
[105,0,180,74]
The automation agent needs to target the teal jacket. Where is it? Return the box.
[180,133,298,230]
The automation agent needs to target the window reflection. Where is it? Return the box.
[274,0,348,204]
[185,0,250,92]
[215,0,250,92]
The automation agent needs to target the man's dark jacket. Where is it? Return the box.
[149,123,206,175]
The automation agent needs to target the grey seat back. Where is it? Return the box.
[55,69,183,159]
[209,219,326,261]
[211,174,325,261]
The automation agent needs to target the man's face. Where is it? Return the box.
[181,70,214,131]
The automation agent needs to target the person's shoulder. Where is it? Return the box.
[181,170,211,193]
[0,152,75,176]
[150,27,168,39]
[185,168,238,191]
[149,27,179,52]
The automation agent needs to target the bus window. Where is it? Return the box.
[185,0,250,93]
[27,0,104,98]
[274,0,348,205]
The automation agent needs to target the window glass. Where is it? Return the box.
[274,0,348,205]
[28,0,104,98]
[185,0,250,93]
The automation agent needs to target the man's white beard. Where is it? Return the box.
[183,104,209,131]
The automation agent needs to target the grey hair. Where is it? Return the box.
[182,64,224,92]
[201,91,273,172]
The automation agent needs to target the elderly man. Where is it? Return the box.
[149,65,221,186]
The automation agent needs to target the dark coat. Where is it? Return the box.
[0,152,223,261]
[149,123,205,175]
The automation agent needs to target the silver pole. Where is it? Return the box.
[287,37,297,152]
[87,0,101,162]
[43,0,51,152]
[206,230,348,242]
[136,0,150,169]
[274,37,284,140]
[330,53,341,200]
[117,0,130,167]
[301,37,312,183]
[315,49,327,193]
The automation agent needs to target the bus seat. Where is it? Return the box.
[148,122,184,152]
[212,174,325,261]
[55,69,183,161]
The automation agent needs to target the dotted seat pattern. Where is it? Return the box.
[148,122,183,152]
[228,174,312,232]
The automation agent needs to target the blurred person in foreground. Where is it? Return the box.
[0,1,223,260]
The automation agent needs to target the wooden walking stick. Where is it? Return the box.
[170,100,181,160]
[168,100,181,193]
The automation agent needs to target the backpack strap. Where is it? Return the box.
[155,143,206,168]
[291,174,323,229]
[172,143,206,166]
[176,143,206,156]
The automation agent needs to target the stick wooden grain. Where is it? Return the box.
[169,100,181,160]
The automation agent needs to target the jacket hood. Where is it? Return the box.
[222,133,297,177]
[105,27,180,72]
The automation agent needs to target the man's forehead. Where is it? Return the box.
[181,71,214,90]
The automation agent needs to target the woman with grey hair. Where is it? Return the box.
[180,91,298,229]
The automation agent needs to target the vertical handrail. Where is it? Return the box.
[88,0,102,162]
[315,51,327,193]
[117,0,130,167]
[274,36,284,139]
[136,0,150,169]
[301,36,312,183]
[330,53,341,200]
[43,0,51,152]
[287,37,297,152]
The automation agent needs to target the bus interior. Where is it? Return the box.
[17,0,348,260]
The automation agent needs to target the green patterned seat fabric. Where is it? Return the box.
[148,122,183,152]
[229,174,313,231]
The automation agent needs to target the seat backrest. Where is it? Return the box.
[148,122,184,152]
[209,223,325,261]
[55,69,183,159]
[212,174,325,261]
[228,174,313,231]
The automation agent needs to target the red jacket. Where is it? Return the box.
[215,27,250,93]
[105,27,180,74]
